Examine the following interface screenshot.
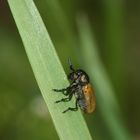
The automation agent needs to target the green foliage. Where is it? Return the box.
[0,0,137,139]
[8,0,92,140]
[77,16,132,140]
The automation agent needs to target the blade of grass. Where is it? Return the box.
[35,0,79,64]
[7,0,93,140]
[102,0,124,98]
[77,16,132,140]
[36,0,73,39]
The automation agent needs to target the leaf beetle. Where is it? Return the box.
[53,59,96,113]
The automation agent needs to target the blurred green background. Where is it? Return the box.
[0,0,140,140]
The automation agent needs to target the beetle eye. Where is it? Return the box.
[77,71,81,76]
[68,72,77,81]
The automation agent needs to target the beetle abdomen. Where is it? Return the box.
[83,84,96,113]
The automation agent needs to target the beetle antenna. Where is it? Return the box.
[68,58,75,71]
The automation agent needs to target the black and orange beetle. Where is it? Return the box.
[53,59,96,113]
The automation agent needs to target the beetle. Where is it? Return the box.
[53,59,96,113]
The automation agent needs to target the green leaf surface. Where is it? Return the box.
[7,0,92,140]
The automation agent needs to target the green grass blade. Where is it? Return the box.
[7,0,92,140]
[102,0,124,97]
[77,16,132,140]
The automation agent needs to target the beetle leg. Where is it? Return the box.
[62,98,79,113]
[52,87,69,95]
[53,88,67,92]
[53,83,77,95]
[55,93,73,103]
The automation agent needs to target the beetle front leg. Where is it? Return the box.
[53,87,69,95]
[53,82,76,95]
